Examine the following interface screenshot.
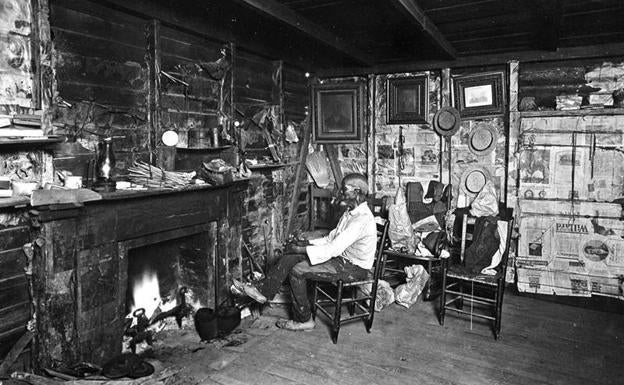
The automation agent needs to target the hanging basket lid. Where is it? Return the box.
[460,165,491,195]
[468,124,498,156]
[432,106,461,137]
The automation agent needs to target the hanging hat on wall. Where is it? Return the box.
[468,124,498,156]
[432,106,461,137]
[460,165,491,196]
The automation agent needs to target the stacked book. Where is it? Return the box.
[0,113,44,138]
[555,95,583,111]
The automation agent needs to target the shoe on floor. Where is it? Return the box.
[231,278,267,304]
[275,318,315,331]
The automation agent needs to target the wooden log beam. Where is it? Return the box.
[316,41,624,77]
[233,0,373,66]
[389,0,457,59]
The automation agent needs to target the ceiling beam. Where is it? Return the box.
[233,0,374,66]
[315,42,624,77]
[390,0,457,58]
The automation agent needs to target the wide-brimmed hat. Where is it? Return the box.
[468,124,498,156]
[432,106,461,137]
[460,165,491,196]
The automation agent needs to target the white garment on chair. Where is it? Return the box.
[480,220,508,275]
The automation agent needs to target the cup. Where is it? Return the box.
[64,176,83,189]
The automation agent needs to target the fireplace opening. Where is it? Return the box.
[125,232,215,345]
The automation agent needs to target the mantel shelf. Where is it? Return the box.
[519,108,624,118]
[176,145,233,152]
[0,196,29,209]
[0,135,64,147]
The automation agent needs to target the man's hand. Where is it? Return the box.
[284,242,307,254]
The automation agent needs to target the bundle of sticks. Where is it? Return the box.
[127,161,195,189]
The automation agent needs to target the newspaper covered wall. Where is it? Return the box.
[518,116,624,201]
[517,204,624,299]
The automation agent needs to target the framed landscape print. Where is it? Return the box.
[311,81,366,144]
[452,71,505,118]
[387,75,428,124]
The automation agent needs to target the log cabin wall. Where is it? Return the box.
[0,219,33,372]
[49,0,149,173]
[519,58,624,110]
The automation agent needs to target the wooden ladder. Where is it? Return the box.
[285,117,312,237]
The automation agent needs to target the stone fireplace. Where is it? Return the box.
[32,181,247,368]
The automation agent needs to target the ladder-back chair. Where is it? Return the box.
[311,213,390,344]
[439,209,514,339]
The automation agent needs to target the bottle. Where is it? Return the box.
[95,137,116,192]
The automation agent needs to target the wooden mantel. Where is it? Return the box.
[32,180,248,368]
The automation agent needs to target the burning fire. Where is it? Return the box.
[129,269,203,321]
[130,269,165,319]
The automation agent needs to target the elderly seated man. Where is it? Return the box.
[232,173,377,331]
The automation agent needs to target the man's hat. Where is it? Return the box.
[432,106,461,137]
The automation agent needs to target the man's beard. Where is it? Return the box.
[338,197,358,210]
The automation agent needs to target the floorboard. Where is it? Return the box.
[150,292,624,385]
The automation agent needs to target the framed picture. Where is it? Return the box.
[387,76,428,124]
[452,71,505,118]
[311,81,366,144]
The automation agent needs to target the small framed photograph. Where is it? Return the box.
[387,76,428,124]
[311,81,366,144]
[453,71,505,118]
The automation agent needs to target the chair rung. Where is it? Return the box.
[343,280,374,287]
[443,307,495,321]
[341,313,371,323]
[447,275,498,286]
[444,289,496,305]
[316,287,336,302]
[340,297,372,304]
[315,304,333,319]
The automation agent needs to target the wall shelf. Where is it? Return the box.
[176,145,233,152]
[520,108,624,118]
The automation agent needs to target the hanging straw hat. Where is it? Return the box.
[432,106,461,137]
[468,124,498,156]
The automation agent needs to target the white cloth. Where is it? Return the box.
[480,220,508,275]
[306,202,377,270]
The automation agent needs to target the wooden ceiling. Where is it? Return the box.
[102,0,624,74]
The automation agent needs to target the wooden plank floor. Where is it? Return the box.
[154,292,624,385]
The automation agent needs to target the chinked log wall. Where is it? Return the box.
[49,0,309,280]
[32,181,247,368]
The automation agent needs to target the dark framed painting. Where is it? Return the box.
[311,81,366,144]
[452,71,505,118]
[387,76,428,124]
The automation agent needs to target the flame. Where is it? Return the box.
[130,269,161,319]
